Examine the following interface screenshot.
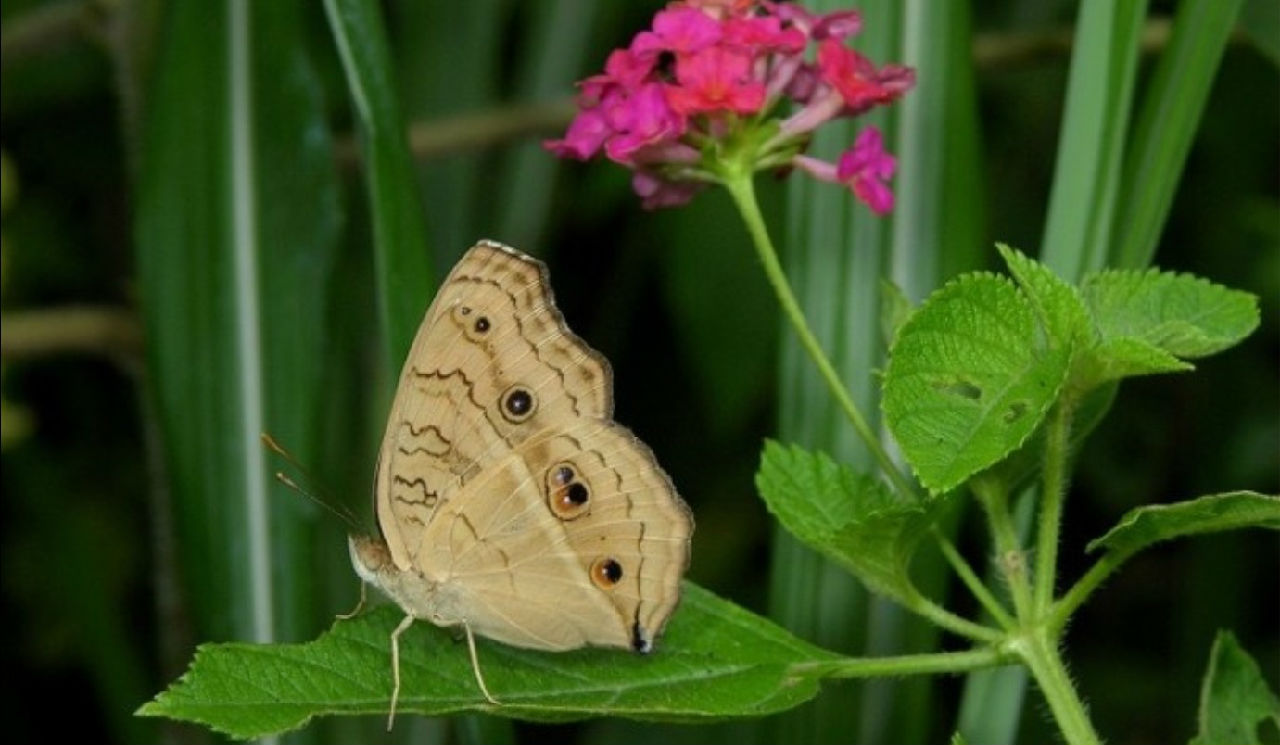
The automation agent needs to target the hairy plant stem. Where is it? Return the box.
[720,169,916,500]
[972,475,1034,620]
[1048,550,1124,636]
[791,646,1011,679]
[909,592,1004,643]
[1034,399,1075,611]
[933,528,1017,630]
[1016,631,1100,745]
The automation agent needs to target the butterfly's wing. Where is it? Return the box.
[419,418,693,652]
[375,241,613,570]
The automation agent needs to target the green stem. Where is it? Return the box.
[933,528,1017,631]
[972,475,1034,621]
[791,646,1011,679]
[908,592,1004,643]
[1047,551,1125,636]
[1016,632,1100,745]
[1034,399,1075,612]
[721,170,916,499]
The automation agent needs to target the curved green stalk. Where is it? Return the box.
[972,475,1034,621]
[908,593,1004,644]
[1047,551,1124,636]
[933,528,1017,631]
[721,169,916,500]
[1034,400,1075,612]
[791,646,1011,679]
[1015,632,1101,745]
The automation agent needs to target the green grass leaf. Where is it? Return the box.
[1039,0,1146,280]
[756,441,931,605]
[1112,0,1246,268]
[882,273,1071,494]
[1086,491,1280,557]
[1191,630,1280,745]
[135,0,341,646]
[323,0,434,372]
[137,582,835,739]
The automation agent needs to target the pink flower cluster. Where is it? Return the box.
[545,0,915,213]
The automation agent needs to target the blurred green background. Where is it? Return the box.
[1,0,1275,743]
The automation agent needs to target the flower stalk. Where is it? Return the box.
[720,168,916,499]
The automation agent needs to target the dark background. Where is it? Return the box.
[1,0,1276,743]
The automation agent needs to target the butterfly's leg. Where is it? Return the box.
[463,622,499,705]
[386,614,415,731]
[336,581,367,620]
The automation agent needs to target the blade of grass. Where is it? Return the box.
[769,1,905,740]
[1039,0,1147,280]
[251,0,342,644]
[876,2,986,741]
[136,0,343,655]
[1110,0,1245,269]
[136,0,261,644]
[894,0,985,294]
[323,0,434,375]
[771,100,882,745]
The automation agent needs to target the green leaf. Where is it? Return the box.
[1074,269,1260,388]
[996,244,1089,350]
[1191,631,1280,745]
[1087,491,1280,556]
[137,583,835,739]
[1078,336,1193,384]
[1239,0,1280,67]
[756,441,932,605]
[985,383,1119,498]
[882,273,1071,494]
[1081,269,1260,359]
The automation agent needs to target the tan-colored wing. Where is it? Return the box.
[416,419,693,652]
[375,241,613,569]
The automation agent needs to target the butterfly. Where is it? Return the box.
[348,240,694,727]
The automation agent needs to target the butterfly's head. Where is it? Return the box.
[349,534,393,585]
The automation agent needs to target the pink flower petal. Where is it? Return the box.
[769,4,861,40]
[633,6,723,57]
[836,127,897,215]
[686,0,754,20]
[817,40,915,115]
[602,83,686,163]
[544,108,612,160]
[723,16,805,55]
[604,48,654,88]
[667,46,766,115]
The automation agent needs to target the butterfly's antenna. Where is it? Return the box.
[261,433,362,532]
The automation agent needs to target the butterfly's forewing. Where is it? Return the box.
[376,243,615,568]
